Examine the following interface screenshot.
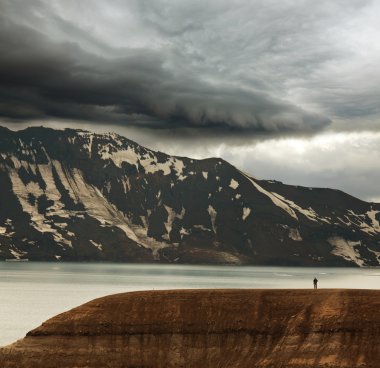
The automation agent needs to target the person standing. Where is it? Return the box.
[313,277,318,289]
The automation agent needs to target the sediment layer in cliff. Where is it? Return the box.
[1,289,380,367]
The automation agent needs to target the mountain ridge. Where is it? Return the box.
[0,126,379,266]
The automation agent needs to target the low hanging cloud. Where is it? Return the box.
[0,0,334,134]
[1,0,380,202]
[1,0,380,135]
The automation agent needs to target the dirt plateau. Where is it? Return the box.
[1,289,380,367]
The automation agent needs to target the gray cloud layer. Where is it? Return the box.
[5,0,379,133]
[1,0,380,201]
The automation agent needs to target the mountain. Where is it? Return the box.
[1,289,380,367]
[0,126,379,266]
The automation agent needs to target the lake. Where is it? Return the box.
[1,262,380,346]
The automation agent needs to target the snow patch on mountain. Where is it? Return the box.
[98,137,187,180]
[172,158,185,175]
[242,207,251,220]
[288,228,302,241]
[53,233,73,248]
[121,177,131,193]
[5,157,78,248]
[272,192,330,224]
[180,227,190,238]
[38,165,65,208]
[8,167,57,233]
[345,209,380,235]
[52,160,79,203]
[100,145,139,168]
[194,224,210,231]
[229,179,239,189]
[242,173,298,220]
[77,131,94,158]
[10,249,26,260]
[68,168,140,243]
[164,205,176,237]
[177,207,186,220]
[367,210,380,232]
[90,240,103,251]
[328,237,364,266]
[208,205,217,233]
[367,248,380,262]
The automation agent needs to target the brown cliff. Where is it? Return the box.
[1,289,380,367]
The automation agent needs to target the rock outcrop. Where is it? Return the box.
[1,289,380,367]
[1,126,380,266]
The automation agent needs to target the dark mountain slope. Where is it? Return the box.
[0,126,379,266]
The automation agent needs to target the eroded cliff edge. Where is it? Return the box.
[1,289,380,367]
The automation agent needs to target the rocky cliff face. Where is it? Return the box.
[1,289,380,367]
[0,126,380,266]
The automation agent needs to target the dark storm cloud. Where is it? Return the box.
[1,0,380,202]
[1,0,380,135]
[0,0,335,134]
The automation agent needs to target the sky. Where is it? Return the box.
[0,0,380,202]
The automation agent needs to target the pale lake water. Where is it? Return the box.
[1,262,380,346]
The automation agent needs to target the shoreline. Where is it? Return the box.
[1,288,380,367]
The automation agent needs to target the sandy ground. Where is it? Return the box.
[1,289,380,367]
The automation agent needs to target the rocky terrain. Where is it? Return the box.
[0,126,380,265]
[1,289,380,367]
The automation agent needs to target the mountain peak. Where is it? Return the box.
[0,126,379,266]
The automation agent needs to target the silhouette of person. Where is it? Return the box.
[313,277,318,289]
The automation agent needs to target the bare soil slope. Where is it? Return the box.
[1,289,380,367]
